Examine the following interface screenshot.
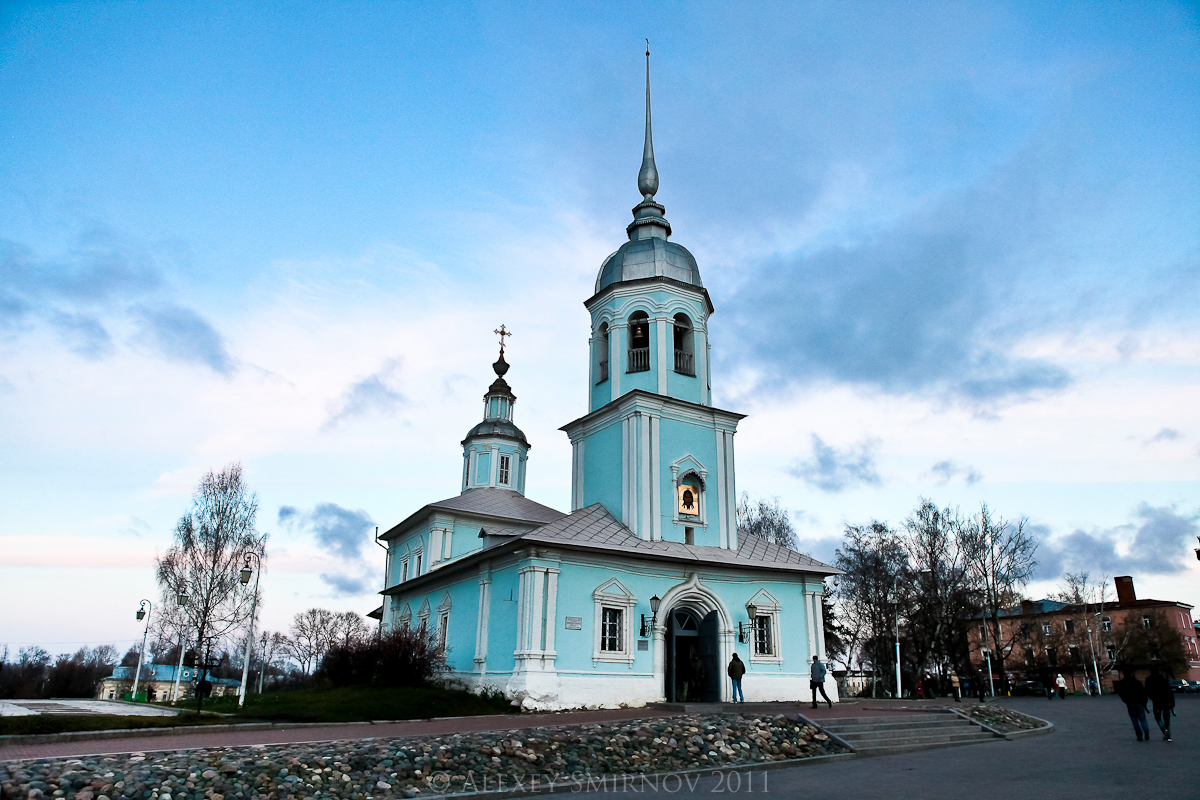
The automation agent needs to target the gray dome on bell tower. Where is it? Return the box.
[594,43,704,296]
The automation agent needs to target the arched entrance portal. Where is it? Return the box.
[665,608,720,702]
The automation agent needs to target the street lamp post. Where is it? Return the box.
[1088,612,1104,696]
[131,600,152,702]
[237,552,261,708]
[893,575,902,699]
[171,590,189,704]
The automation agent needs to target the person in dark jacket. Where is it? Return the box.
[1113,668,1151,741]
[1144,667,1175,741]
[727,654,746,703]
[810,656,832,708]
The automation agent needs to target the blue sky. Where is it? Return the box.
[2,1,1198,653]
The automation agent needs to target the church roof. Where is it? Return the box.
[595,237,704,295]
[379,487,564,541]
[428,488,565,524]
[515,502,838,575]
[461,419,529,446]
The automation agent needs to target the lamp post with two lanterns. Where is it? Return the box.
[237,552,261,707]
[130,600,152,702]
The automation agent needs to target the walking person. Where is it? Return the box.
[950,670,961,702]
[1055,673,1067,700]
[1144,666,1175,742]
[1113,667,1151,742]
[1088,678,1099,697]
[727,653,746,703]
[810,655,832,709]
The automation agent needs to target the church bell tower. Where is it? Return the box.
[461,328,530,495]
[561,48,743,549]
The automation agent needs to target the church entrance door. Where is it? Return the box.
[665,608,720,702]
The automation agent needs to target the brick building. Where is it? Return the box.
[967,576,1200,692]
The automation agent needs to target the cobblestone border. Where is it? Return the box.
[945,708,1054,741]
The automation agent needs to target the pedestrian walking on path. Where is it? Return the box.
[1089,678,1099,697]
[1113,667,1151,742]
[950,670,961,702]
[1056,674,1067,699]
[727,653,746,703]
[1144,666,1175,742]
[810,655,832,708]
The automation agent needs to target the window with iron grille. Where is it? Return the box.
[1106,644,1116,660]
[753,615,774,656]
[1065,620,1075,635]
[1042,623,1052,635]
[601,608,623,652]
[1101,617,1111,632]
[499,455,510,485]
[1142,615,1152,628]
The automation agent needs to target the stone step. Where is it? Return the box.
[822,718,970,733]
[834,730,995,746]
[852,737,1001,757]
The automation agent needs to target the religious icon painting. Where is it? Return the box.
[677,482,700,516]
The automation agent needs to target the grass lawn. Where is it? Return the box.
[0,685,512,736]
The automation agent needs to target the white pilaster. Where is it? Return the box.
[724,431,738,550]
[650,414,661,541]
[804,590,817,660]
[639,412,652,540]
[814,591,826,660]
[621,416,631,527]
[475,568,491,668]
[515,566,529,654]
[544,568,559,656]
[610,324,623,402]
[489,445,500,487]
[529,567,545,652]
[695,327,709,406]
[656,317,668,392]
[715,430,728,549]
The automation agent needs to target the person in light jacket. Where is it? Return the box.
[810,656,832,708]
[727,653,746,703]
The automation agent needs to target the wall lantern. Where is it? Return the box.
[640,594,662,638]
[738,603,758,643]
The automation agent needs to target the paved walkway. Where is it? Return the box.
[0,700,932,762]
[0,700,180,718]
[571,695,1198,799]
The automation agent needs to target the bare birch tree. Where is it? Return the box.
[833,521,908,696]
[285,608,338,674]
[155,463,267,710]
[902,499,977,680]
[963,503,1038,691]
[736,493,799,550]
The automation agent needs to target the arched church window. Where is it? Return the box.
[627,311,650,373]
[595,323,609,383]
[672,313,695,376]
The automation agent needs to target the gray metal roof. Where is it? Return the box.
[429,488,565,524]
[595,237,703,295]
[520,503,839,575]
[461,419,529,446]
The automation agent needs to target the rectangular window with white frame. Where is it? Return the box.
[601,608,622,652]
[591,579,637,664]
[499,455,511,485]
[401,560,409,582]
[437,612,449,647]
[415,551,423,576]
[753,615,774,657]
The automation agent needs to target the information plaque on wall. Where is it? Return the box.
[637,640,649,651]
[565,616,583,630]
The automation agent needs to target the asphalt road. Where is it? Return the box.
[570,695,1199,800]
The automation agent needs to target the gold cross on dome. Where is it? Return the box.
[494,324,513,354]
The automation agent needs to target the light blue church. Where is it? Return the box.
[378,59,838,709]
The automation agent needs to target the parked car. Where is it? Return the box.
[1168,679,1189,693]
[1187,680,1200,693]
[1012,680,1046,696]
